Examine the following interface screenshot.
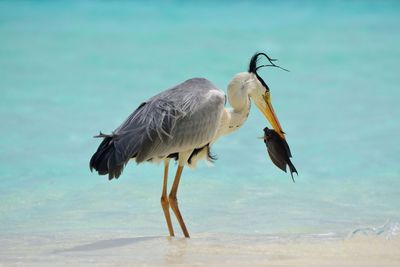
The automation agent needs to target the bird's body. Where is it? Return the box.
[90,78,226,178]
[90,75,256,178]
[90,52,291,238]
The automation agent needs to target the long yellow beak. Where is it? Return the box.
[254,92,285,140]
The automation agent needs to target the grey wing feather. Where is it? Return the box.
[112,78,225,164]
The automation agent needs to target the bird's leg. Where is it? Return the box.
[161,160,174,237]
[169,165,190,238]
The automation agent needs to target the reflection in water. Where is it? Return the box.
[54,236,163,253]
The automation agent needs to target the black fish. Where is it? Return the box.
[263,127,298,182]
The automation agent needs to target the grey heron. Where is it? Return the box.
[90,52,288,238]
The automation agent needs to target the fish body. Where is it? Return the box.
[263,127,297,182]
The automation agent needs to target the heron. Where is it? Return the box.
[89,52,288,238]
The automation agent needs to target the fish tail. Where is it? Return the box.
[287,160,298,183]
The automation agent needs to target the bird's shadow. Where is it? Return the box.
[53,236,163,254]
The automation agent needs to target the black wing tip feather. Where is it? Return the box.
[187,144,217,165]
[89,133,126,181]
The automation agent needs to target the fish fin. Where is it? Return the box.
[282,139,292,158]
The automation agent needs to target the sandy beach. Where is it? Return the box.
[1,232,399,267]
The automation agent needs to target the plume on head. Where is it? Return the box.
[248,52,289,89]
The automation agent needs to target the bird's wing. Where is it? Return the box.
[112,78,225,164]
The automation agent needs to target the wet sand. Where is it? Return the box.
[1,232,399,266]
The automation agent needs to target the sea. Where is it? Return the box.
[1,1,399,265]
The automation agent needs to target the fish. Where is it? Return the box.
[262,127,298,182]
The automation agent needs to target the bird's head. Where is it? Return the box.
[247,52,288,140]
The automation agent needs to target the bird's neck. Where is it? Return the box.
[224,104,251,134]
[226,72,251,112]
[218,73,253,136]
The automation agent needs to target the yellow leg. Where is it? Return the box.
[169,165,190,238]
[161,160,174,237]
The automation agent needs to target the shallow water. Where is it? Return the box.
[1,0,400,261]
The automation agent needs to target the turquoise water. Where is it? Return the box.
[1,1,399,238]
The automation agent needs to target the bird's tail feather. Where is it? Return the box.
[89,134,125,180]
